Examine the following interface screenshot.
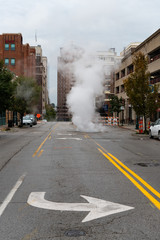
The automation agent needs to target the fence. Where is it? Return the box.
[99,117,119,126]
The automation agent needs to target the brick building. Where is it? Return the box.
[0,33,36,78]
[0,33,48,125]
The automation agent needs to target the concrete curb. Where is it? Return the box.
[118,125,149,137]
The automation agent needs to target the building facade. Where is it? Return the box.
[114,29,160,123]
[0,34,48,125]
[57,47,77,121]
[0,33,36,78]
[96,48,122,115]
[35,45,48,117]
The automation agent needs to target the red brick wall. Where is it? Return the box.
[0,33,36,79]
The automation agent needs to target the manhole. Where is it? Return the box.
[65,229,86,237]
[135,163,160,167]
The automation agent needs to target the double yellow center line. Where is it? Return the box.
[98,147,160,210]
[32,124,58,157]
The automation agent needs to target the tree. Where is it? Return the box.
[109,95,123,117]
[13,76,41,125]
[44,104,56,121]
[0,60,15,111]
[124,52,160,132]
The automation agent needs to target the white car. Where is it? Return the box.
[149,118,160,140]
[23,115,33,127]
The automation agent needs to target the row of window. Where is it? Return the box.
[116,64,134,80]
[5,43,15,51]
[5,58,15,66]
[116,84,125,94]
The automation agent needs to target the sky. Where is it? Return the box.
[0,0,159,105]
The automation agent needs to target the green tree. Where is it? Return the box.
[109,95,123,117]
[44,103,56,121]
[13,76,41,125]
[0,60,15,111]
[124,52,160,132]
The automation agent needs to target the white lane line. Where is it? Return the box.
[56,138,82,140]
[57,133,75,136]
[0,173,26,217]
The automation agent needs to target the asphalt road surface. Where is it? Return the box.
[0,122,160,240]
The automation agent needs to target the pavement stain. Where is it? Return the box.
[21,228,38,240]
[18,203,28,212]
[53,147,72,150]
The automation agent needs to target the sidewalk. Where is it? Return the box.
[118,124,149,137]
[0,124,20,132]
[118,124,138,132]
[0,120,45,132]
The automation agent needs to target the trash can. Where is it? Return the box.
[8,120,13,128]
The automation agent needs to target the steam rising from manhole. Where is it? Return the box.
[65,229,86,237]
[59,44,108,132]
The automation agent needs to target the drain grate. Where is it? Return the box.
[135,163,160,167]
[65,229,86,237]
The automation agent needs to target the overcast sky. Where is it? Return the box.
[0,0,159,104]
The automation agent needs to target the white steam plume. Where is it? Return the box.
[65,45,105,132]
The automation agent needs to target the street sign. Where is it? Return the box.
[36,114,41,119]
[27,192,134,223]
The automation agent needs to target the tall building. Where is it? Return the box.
[114,29,160,123]
[96,48,122,115]
[57,46,78,121]
[0,33,36,78]
[34,45,48,117]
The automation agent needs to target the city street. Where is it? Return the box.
[0,122,160,240]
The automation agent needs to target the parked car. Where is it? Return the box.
[28,114,37,125]
[42,119,47,123]
[149,118,160,139]
[23,115,33,127]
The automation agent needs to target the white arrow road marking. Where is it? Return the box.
[56,138,82,140]
[27,192,134,222]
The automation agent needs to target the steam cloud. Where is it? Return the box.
[63,44,106,132]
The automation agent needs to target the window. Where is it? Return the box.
[127,64,133,75]
[121,84,124,92]
[5,58,9,65]
[116,72,120,80]
[11,58,15,65]
[5,44,9,50]
[121,69,125,78]
[116,86,119,94]
[11,44,15,50]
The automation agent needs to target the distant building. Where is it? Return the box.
[57,46,80,121]
[34,45,48,117]
[96,48,122,115]
[114,29,160,123]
